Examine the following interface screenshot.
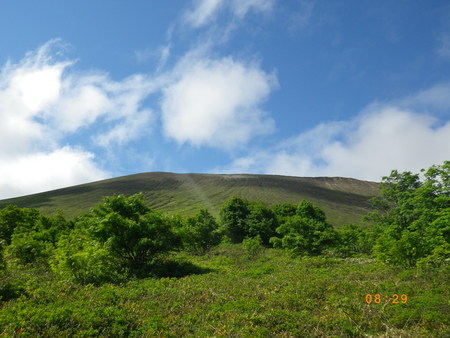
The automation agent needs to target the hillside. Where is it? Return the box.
[0,172,379,226]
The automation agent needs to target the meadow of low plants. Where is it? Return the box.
[0,245,448,337]
[0,161,448,337]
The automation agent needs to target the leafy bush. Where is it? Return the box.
[335,224,374,257]
[417,244,450,270]
[270,202,337,256]
[52,231,124,285]
[88,194,181,271]
[296,200,326,223]
[272,203,297,218]
[182,209,222,254]
[370,161,450,267]
[0,241,5,271]
[8,231,53,265]
[246,203,278,246]
[220,196,250,243]
[242,236,264,259]
[0,205,40,244]
[220,198,279,246]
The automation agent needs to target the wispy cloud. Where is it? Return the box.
[287,0,315,32]
[184,0,274,28]
[160,53,277,149]
[231,0,275,19]
[134,43,171,71]
[217,86,450,181]
[437,34,450,59]
[185,0,224,28]
[398,83,450,113]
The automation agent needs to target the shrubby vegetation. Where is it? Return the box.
[368,161,450,267]
[181,209,222,254]
[0,161,448,336]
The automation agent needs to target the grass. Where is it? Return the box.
[0,172,380,227]
[1,244,448,337]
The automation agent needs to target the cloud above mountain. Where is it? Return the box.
[218,94,450,181]
[160,54,276,149]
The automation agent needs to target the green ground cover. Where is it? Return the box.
[1,245,448,337]
[1,162,448,337]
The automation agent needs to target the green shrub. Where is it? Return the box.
[417,244,450,270]
[88,194,181,272]
[220,196,250,243]
[0,205,40,244]
[242,236,264,259]
[52,231,125,285]
[271,214,337,256]
[246,203,278,246]
[182,209,222,254]
[0,241,5,271]
[0,282,26,302]
[369,161,450,267]
[335,224,374,257]
[8,231,53,265]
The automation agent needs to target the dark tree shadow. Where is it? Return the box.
[134,260,214,279]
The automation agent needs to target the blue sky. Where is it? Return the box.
[0,0,449,199]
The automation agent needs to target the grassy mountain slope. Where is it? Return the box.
[0,172,379,226]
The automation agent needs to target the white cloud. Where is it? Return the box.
[185,0,224,27]
[218,96,450,181]
[0,40,162,199]
[184,0,274,27]
[160,55,276,149]
[44,72,158,144]
[94,108,153,147]
[400,83,450,112]
[0,147,106,199]
[134,43,171,71]
[230,0,274,19]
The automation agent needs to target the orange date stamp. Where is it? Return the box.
[365,294,408,304]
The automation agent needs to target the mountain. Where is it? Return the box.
[0,172,380,226]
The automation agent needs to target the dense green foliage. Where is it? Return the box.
[0,205,39,244]
[271,200,338,256]
[0,246,448,337]
[87,194,181,272]
[368,161,450,267]
[181,209,222,254]
[220,196,251,243]
[0,162,448,336]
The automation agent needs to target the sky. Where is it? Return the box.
[0,0,449,199]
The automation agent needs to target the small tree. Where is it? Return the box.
[271,216,336,256]
[88,194,181,271]
[52,230,123,285]
[272,203,297,218]
[0,206,40,244]
[242,235,264,259]
[296,200,326,223]
[182,209,222,254]
[369,161,450,267]
[335,224,374,257]
[220,197,250,243]
[8,231,52,265]
[246,203,278,246]
[271,202,337,256]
